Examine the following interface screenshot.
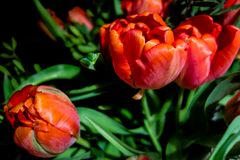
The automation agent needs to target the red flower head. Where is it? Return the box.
[4,85,80,158]
[100,13,187,89]
[224,92,240,124]
[121,0,172,17]
[174,15,240,89]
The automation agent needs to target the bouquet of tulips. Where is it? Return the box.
[0,0,240,159]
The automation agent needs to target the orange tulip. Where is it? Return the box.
[174,15,240,89]
[100,13,187,89]
[224,92,240,124]
[121,0,172,17]
[4,85,80,158]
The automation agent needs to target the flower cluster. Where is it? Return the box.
[2,0,240,159]
[100,0,240,90]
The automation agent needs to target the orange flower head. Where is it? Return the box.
[4,85,80,158]
[100,13,187,89]
[174,15,240,89]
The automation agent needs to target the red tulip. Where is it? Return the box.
[224,92,240,124]
[219,0,240,26]
[4,85,80,158]
[174,15,240,89]
[100,13,187,89]
[68,6,93,31]
[121,0,172,17]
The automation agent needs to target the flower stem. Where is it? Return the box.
[175,88,184,127]
[142,95,162,153]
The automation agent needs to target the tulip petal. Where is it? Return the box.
[34,86,80,136]
[123,29,145,65]
[14,127,55,158]
[35,121,76,154]
[109,30,132,86]
[207,25,240,81]
[176,37,213,89]
[132,40,186,89]
[178,15,218,35]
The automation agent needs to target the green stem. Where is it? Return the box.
[142,94,162,153]
[175,88,184,127]
[142,95,151,120]
[144,120,162,153]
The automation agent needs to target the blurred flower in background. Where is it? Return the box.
[219,0,240,26]
[4,85,80,158]
[121,0,172,18]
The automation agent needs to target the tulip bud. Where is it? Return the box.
[4,85,80,158]
[224,92,240,124]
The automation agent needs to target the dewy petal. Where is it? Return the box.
[34,88,80,137]
[35,122,76,155]
[132,40,186,89]
[14,126,55,158]
[109,30,132,86]
[207,25,240,81]
[176,37,213,89]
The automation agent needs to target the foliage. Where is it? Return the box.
[0,0,240,159]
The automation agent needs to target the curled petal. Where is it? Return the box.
[207,25,240,81]
[109,30,132,86]
[176,37,213,89]
[132,40,186,89]
[35,121,76,155]
[14,127,56,158]
[178,15,222,37]
[34,89,80,136]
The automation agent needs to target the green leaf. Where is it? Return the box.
[11,37,17,50]
[3,75,13,101]
[85,116,143,156]
[0,65,11,76]
[16,64,81,90]
[12,59,25,72]
[205,73,240,112]
[33,0,66,41]
[113,0,123,16]
[78,107,131,135]
[2,42,13,51]
[209,116,240,160]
